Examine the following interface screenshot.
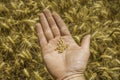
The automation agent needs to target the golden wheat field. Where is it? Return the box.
[0,0,120,80]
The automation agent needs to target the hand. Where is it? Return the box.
[36,9,91,80]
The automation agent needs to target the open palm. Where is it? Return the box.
[36,9,91,80]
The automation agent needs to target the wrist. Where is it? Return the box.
[63,74,85,80]
[57,73,85,80]
[64,76,85,80]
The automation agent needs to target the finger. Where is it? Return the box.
[40,13,54,41]
[81,34,91,51]
[36,23,47,49]
[43,9,61,37]
[52,12,71,36]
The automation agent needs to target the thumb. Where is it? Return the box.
[81,34,91,51]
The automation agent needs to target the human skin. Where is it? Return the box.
[36,9,91,80]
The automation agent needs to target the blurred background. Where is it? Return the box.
[0,0,120,80]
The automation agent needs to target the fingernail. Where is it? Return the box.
[36,23,40,26]
[40,13,44,16]
[83,34,91,39]
[43,8,49,12]
[52,11,57,15]
[88,34,91,38]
